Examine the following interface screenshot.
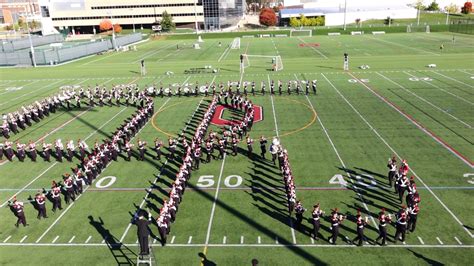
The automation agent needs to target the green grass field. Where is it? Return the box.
[0,31,473,265]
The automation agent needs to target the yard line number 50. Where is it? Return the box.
[197,175,243,188]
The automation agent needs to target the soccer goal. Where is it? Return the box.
[242,54,283,71]
[231,37,241,49]
[290,29,312,37]
[407,25,431,33]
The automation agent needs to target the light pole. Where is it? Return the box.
[445,11,449,25]
[130,8,135,32]
[417,6,421,26]
[343,0,347,31]
[107,10,116,50]
[194,0,198,34]
[22,12,36,67]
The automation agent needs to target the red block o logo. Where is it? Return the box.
[211,105,263,126]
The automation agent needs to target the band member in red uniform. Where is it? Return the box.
[50,181,63,212]
[407,204,419,232]
[387,156,397,187]
[311,203,324,240]
[395,207,408,243]
[376,208,391,246]
[328,208,345,245]
[352,210,368,246]
[9,197,28,227]
[35,191,48,219]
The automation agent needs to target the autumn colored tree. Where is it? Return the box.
[461,1,472,14]
[259,8,277,26]
[113,23,122,33]
[99,19,113,31]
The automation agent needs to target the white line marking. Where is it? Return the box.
[133,42,181,63]
[134,239,138,244]
[0,163,57,207]
[19,235,28,243]
[310,237,314,244]
[297,37,328,59]
[270,75,297,244]
[379,72,472,128]
[68,236,76,243]
[454,237,462,245]
[118,98,173,243]
[0,80,39,96]
[85,236,92,243]
[334,72,474,238]
[366,36,440,56]
[403,71,473,106]
[203,154,227,248]
[171,236,175,244]
[354,71,474,168]
[436,237,444,245]
[153,238,157,244]
[258,236,261,244]
[403,241,406,245]
[187,236,193,244]
[417,237,425,245]
[432,71,474,88]
[275,237,279,244]
[3,236,12,243]
[222,236,227,244]
[52,236,59,243]
[303,74,379,228]
[0,80,65,106]
[218,44,231,62]
[240,236,244,244]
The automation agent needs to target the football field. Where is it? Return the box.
[0,32,473,265]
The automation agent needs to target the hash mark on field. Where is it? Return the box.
[297,37,328,59]
[3,236,12,243]
[403,241,406,245]
[134,239,138,244]
[432,71,474,89]
[52,236,59,243]
[417,237,425,245]
[240,236,244,244]
[310,237,314,244]
[258,236,261,244]
[223,236,226,244]
[85,236,92,243]
[275,237,279,244]
[19,236,28,243]
[153,238,157,244]
[171,236,175,244]
[68,236,76,243]
[187,236,193,244]
[436,237,444,245]
[454,237,463,245]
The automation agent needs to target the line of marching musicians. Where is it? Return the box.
[289,158,420,246]
[7,98,154,228]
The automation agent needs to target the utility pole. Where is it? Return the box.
[417,6,420,26]
[23,11,36,67]
[194,0,198,34]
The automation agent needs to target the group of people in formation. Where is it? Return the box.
[7,96,155,227]
[287,158,420,246]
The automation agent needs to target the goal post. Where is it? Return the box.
[242,54,283,71]
[231,37,241,49]
[290,29,312,37]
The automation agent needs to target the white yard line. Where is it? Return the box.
[0,106,128,207]
[302,75,378,228]
[297,37,328,59]
[19,235,28,243]
[85,236,92,243]
[366,36,440,56]
[378,72,472,128]
[68,236,76,243]
[0,243,474,248]
[0,80,65,106]
[217,44,231,62]
[170,236,176,244]
[454,237,463,245]
[347,72,473,168]
[52,235,59,243]
[431,71,474,89]
[0,80,40,96]
[258,236,261,244]
[203,154,227,248]
[222,236,226,244]
[269,74,297,244]
[436,237,444,245]
[240,236,244,244]
[403,71,473,106]
[458,70,474,76]
[187,236,193,244]
[133,42,181,63]
[326,72,474,238]
[3,236,12,243]
[417,236,425,245]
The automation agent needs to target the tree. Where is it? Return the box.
[445,3,460,13]
[113,24,122,33]
[259,8,277,26]
[461,1,472,14]
[425,1,440,11]
[300,14,311,26]
[161,11,175,32]
[408,0,426,10]
[355,18,361,27]
[30,20,41,29]
[99,19,113,32]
